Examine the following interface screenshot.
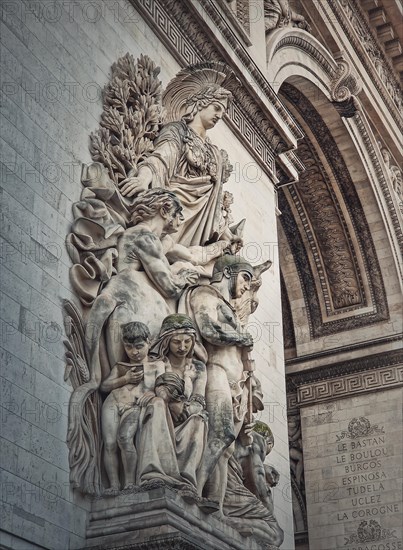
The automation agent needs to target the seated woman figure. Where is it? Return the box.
[136,314,207,491]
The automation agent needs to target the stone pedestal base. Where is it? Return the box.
[84,485,279,550]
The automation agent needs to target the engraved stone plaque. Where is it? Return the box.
[300,389,402,550]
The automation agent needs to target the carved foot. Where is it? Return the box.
[211,510,227,522]
[122,483,138,493]
[103,486,120,496]
[225,516,254,537]
[178,487,220,514]
[178,487,198,504]
[196,497,220,515]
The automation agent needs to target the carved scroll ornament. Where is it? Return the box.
[63,55,283,548]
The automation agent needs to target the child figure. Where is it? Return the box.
[100,322,165,493]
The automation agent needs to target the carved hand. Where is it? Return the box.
[216,239,231,252]
[229,237,243,254]
[169,401,188,424]
[186,401,204,416]
[240,332,254,349]
[119,168,152,197]
[176,268,199,286]
[137,391,155,407]
[125,368,144,385]
[238,421,256,446]
[243,421,256,435]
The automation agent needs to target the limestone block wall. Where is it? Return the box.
[0,1,293,548]
[210,121,294,549]
[300,388,402,550]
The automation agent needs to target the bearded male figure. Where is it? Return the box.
[67,189,197,492]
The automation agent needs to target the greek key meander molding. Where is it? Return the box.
[329,0,402,131]
[287,392,298,413]
[297,364,403,405]
[134,0,303,178]
[287,349,403,398]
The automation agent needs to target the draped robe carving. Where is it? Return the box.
[64,55,284,549]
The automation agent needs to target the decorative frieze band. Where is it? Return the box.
[287,348,402,388]
[297,364,403,405]
[286,347,403,409]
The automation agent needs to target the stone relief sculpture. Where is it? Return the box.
[136,314,208,492]
[378,144,403,203]
[288,415,304,489]
[100,321,165,493]
[64,54,284,547]
[264,0,311,34]
[118,63,240,248]
[223,422,284,546]
[180,256,262,506]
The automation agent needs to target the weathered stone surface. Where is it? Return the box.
[0,2,308,549]
[301,389,403,550]
[85,486,280,550]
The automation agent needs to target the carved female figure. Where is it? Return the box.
[119,63,236,247]
[136,314,207,490]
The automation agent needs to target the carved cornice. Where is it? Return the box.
[287,348,403,395]
[328,0,402,131]
[216,0,252,45]
[286,334,402,366]
[272,33,336,77]
[133,0,304,179]
[279,83,389,337]
[233,0,250,35]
